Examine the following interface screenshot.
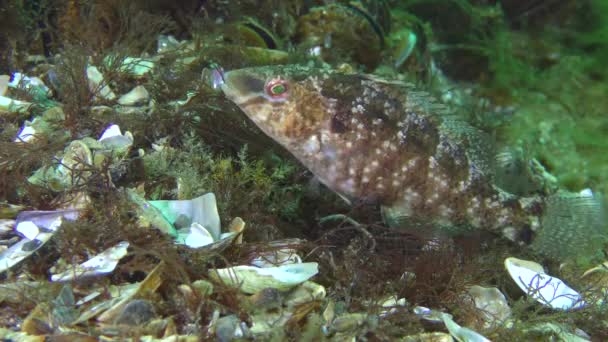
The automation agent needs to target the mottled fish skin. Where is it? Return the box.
[220,65,538,240]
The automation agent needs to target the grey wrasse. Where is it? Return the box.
[215,64,606,261]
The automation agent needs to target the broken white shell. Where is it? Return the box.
[157,35,182,54]
[87,65,116,100]
[414,306,451,323]
[118,85,149,106]
[0,210,79,273]
[414,306,490,342]
[181,222,215,248]
[15,221,40,240]
[9,72,50,94]
[250,248,302,268]
[210,263,319,294]
[150,193,221,240]
[505,257,585,310]
[119,57,155,77]
[441,313,491,342]
[403,333,454,342]
[98,124,134,150]
[14,119,37,143]
[379,296,408,317]
[582,260,608,278]
[14,107,67,143]
[57,140,94,179]
[0,95,32,114]
[103,56,155,77]
[466,285,511,328]
[51,241,129,282]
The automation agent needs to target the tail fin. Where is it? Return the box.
[532,190,606,264]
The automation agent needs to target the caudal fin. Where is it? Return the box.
[532,190,606,263]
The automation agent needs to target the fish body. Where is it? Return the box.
[218,65,605,260]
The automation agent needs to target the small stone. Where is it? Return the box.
[114,299,157,326]
[173,214,192,229]
[215,315,242,342]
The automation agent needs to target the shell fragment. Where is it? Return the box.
[181,222,215,248]
[210,262,319,294]
[87,65,117,100]
[466,285,511,328]
[51,241,130,282]
[505,257,585,310]
[118,85,150,106]
[98,124,134,150]
[150,193,221,240]
[0,210,79,273]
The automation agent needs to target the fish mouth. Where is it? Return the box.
[212,67,242,103]
[217,70,242,104]
[210,67,226,89]
[216,68,267,107]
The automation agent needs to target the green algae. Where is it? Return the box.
[142,132,305,223]
[497,57,608,196]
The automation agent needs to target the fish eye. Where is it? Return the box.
[265,78,288,98]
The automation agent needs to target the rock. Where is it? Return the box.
[215,315,244,342]
[113,299,157,326]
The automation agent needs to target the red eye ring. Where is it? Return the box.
[265,78,289,98]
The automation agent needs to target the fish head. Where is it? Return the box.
[218,65,331,148]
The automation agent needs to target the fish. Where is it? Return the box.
[215,64,606,261]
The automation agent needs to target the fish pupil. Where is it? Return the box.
[266,79,288,97]
[272,84,285,94]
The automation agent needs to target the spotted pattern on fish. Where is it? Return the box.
[219,65,538,239]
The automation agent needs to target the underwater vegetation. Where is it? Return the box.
[0,0,607,340]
